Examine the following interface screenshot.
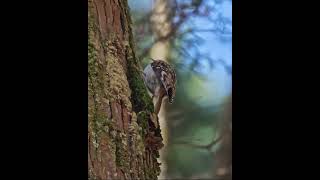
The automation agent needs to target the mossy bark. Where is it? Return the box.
[88,0,163,179]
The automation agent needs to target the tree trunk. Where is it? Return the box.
[88,0,163,179]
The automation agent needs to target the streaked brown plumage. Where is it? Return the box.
[142,59,177,114]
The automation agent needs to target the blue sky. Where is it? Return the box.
[192,0,232,105]
[176,0,232,106]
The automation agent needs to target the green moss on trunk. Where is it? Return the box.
[88,0,162,179]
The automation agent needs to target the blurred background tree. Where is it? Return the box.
[128,0,232,179]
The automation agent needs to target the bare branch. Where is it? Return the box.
[173,133,223,151]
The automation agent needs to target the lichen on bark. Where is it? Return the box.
[88,0,163,179]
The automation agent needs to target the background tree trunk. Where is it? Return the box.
[149,0,173,178]
[88,0,163,179]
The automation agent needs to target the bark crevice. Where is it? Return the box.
[88,0,163,179]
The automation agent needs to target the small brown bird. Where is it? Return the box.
[142,59,177,114]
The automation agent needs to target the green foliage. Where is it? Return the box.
[167,145,213,177]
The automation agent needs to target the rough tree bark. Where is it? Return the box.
[88,0,163,179]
